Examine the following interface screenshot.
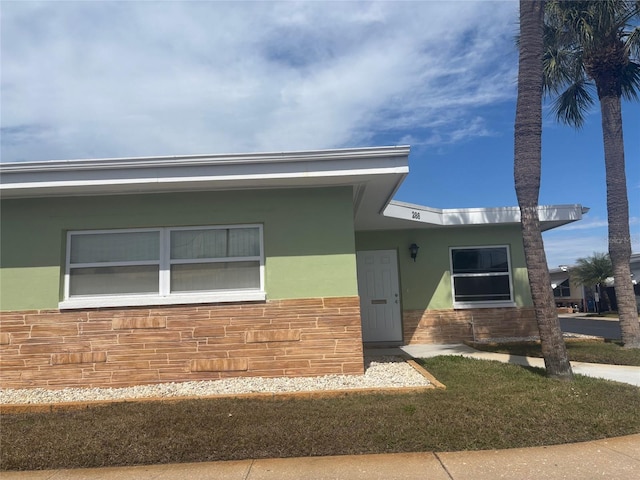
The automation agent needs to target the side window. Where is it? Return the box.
[169,227,261,293]
[450,246,514,307]
[64,225,264,307]
[553,279,571,298]
[68,230,161,296]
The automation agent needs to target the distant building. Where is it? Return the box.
[550,253,640,313]
[550,266,586,312]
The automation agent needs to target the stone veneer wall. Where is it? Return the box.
[0,297,364,389]
[403,307,537,344]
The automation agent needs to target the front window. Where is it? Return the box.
[553,279,571,298]
[450,246,514,307]
[62,225,264,308]
[169,227,261,292]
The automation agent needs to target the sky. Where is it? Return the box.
[1,0,638,268]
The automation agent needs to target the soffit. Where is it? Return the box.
[0,145,586,233]
[0,147,410,227]
[357,200,587,231]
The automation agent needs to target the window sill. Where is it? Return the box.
[59,291,267,310]
[453,301,516,310]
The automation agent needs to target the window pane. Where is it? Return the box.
[171,261,260,292]
[453,275,511,302]
[554,279,571,297]
[228,228,260,257]
[69,265,159,296]
[452,248,508,274]
[70,231,159,264]
[170,229,227,259]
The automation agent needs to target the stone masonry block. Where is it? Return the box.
[24,313,86,325]
[192,326,226,338]
[112,317,167,329]
[30,324,79,338]
[246,329,301,343]
[279,298,325,308]
[51,352,107,365]
[323,297,360,308]
[191,358,248,372]
[117,332,181,344]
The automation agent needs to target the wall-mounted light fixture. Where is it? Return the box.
[409,243,420,262]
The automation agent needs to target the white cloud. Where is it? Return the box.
[543,226,640,268]
[542,207,640,268]
[543,234,610,268]
[556,218,609,231]
[1,1,519,162]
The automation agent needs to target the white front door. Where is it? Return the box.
[356,250,402,342]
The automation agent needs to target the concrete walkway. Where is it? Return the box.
[3,434,639,479]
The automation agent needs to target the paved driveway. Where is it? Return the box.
[559,315,622,340]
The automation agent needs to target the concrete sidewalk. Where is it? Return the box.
[3,434,639,480]
[394,343,640,387]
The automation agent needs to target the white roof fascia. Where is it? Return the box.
[2,168,408,192]
[0,146,411,173]
[549,270,570,286]
[0,146,410,199]
[383,201,445,225]
[382,200,586,231]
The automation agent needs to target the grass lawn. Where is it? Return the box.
[468,339,640,366]
[2,356,639,471]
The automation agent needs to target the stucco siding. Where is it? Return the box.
[355,225,533,311]
[0,187,358,310]
[355,226,537,344]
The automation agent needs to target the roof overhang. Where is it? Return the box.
[0,146,410,197]
[548,268,570,288]
[361,200,588,231]
[0,146,410,230]
[0,146,587,233]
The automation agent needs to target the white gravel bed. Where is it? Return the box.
[0,356,430,405]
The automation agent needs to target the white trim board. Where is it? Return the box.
[382,200,588,231]
[0,145,588,232]
[0,146,410,197]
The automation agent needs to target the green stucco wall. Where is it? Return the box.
[355,226,533,310]
[0,187,358,310]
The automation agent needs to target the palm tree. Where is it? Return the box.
[571,252,614,312]
[543,0,640,348]
[515,0,573,379]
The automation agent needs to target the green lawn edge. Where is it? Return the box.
[467,339,640,366]
[2,356,639,471]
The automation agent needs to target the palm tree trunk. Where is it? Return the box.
[600,285,611,313]
[600,94,640,348]
[515,0,572,379]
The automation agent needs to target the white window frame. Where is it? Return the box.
[60,224,265,309]
[449,245,515,309]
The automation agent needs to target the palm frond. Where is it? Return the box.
[543,46,582,93]
[552,80,595,128]
[616,0,640,26]
[544,0,639,121]
[549,1,637,53]
[624,26,640,62]
[570,252,613,287]
[620,61,640,100]
[542,19,585,94]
